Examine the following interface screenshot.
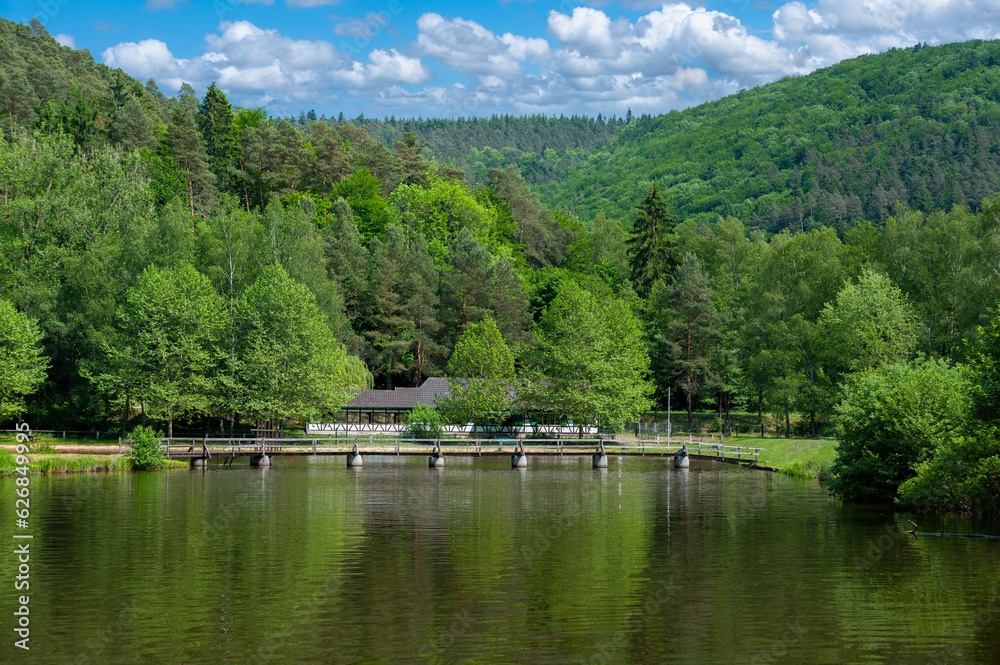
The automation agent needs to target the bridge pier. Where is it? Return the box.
[429,440,444,468]
[674,446,690,469]
[511,448,527,468]
[190,457,207,469]
[251,454,271,467]
[592,453,608,469]
[347,444,363,467]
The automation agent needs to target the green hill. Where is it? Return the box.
[533,40,1000,231]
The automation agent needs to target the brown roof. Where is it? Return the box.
[345,377,452,410]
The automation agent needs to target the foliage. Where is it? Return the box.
[92,264,225,437]
[234,264,371,424]
[828,358,970,503]
[967,303,1000,425]
[535,40,1000,230]
[405,404,443,440]
[0,300,48,421]
[649,253,722,427]
[525,283,653,435]
[439,316,515,433]
[128,424,164,470]
[627,182,676,296]
[819,268,918,373]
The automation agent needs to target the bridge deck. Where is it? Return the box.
[159,437,764,464]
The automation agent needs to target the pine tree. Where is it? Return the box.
[627,182,676,297]
[197,83,235,191]
[166,105,213,216]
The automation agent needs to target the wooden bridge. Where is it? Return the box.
[161,435,764,469]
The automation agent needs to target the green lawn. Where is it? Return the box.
[728,436,837,479]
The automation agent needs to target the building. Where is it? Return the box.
[306,377,595,437]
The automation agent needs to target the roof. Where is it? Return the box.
[344,377,452,410]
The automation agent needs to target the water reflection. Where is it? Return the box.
[1,456,997,664]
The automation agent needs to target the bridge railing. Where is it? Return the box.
[159,435,764,463]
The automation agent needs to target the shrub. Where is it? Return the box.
[828,358,969,503]
[128,425,164,470]
[405,405,443,440]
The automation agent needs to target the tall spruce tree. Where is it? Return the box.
[627,182,676,297]
[166,104,213,216]
[197,83,235,192]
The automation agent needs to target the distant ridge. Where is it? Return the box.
[532,40,1000,232]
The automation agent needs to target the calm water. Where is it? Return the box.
[2,456,999,664]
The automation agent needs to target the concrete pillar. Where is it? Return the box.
[347,452,363,467]
[593,453,608,469]
[190,457,207,469]
[251,455,270,467]
[511,453,527,468]
[674,447,689,469]
[429,455,444,468]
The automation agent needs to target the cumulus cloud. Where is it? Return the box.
[772,0,1000,66]
[414,13,533,78]
[102,1,1000,118]
[101,20,430,112]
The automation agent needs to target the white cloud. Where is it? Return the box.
[101,20,433,112]
[414,13,527,78]
[773,0,1000,66]
[53,33,75,48]
[102,39,185,86]
[102,1,1000,118]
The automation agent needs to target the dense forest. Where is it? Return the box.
[1,18,998,511]
[535,40,1000,232]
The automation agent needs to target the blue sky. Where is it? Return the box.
[5,0,1000,119]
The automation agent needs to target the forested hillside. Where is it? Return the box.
[312,114,622,186]
[536,40,1000,232]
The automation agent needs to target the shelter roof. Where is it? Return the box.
[345,377,452,410]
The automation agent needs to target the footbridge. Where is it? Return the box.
[160,436,764,470]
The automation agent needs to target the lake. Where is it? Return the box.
[2,455,998,664]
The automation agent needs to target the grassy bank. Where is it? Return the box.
[727,436,837,479]
[0,449,187,476]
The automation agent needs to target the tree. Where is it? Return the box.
[197,83,235,191]
[525,283,652,436]
[627,182,676,297]
[95,264,226,438]
[828,358,969,503]
[439,316,515,436]
[0,300,48,422]
[649,253,722,429]
[166,105,213,216]
[819,268,918,374]
[234,264,371,426]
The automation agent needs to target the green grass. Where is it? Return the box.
[729,436,837,479]
[0,449,188,476]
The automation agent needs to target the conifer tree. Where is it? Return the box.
[627,182,676,297]
[197,83,235,191]
[166,105,213,216]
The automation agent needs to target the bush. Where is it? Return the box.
[405,405,443,440]
[828,358,969,503]
[128,425,164,470]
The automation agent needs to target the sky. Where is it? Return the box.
[5,0,1000,120]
